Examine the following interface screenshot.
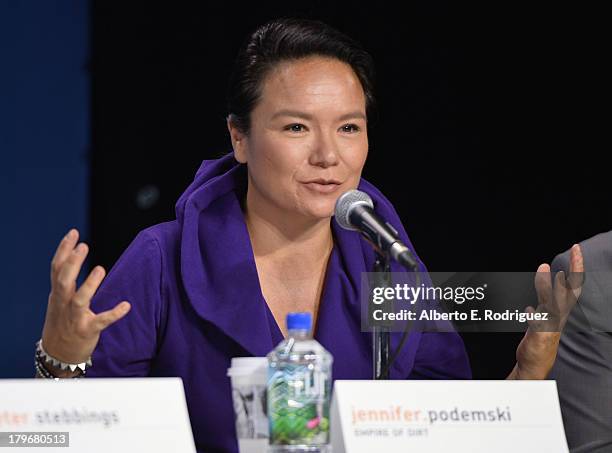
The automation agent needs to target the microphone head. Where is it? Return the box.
[334,189,374,231]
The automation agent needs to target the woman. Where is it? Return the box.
[38,18,583,452]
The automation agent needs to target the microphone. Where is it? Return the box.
[334,190,419,270]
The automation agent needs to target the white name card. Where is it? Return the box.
[0,378,196,452]
[331,380,568,453]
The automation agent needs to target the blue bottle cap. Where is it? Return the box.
[286,312,312,331]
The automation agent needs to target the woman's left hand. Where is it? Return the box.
[507,244,584,380]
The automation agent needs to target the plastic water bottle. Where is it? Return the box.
[267,312,333,453]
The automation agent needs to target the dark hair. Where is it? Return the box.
[227,18,377,134]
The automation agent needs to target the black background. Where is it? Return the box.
[90,1,607,378]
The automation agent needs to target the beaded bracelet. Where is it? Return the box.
[34,355,61,380]
[34,340,90,379]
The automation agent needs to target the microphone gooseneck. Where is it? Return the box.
[334,189,422,380]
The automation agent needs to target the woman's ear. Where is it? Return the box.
[227,116,248,163]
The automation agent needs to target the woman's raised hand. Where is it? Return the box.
[509,244,584,380]
[40,229,131,376]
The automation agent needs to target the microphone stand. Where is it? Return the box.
[372,251,392,380]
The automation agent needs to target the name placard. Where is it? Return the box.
[0,378,196,452]
[331,380,568,453]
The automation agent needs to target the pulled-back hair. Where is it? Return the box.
[227,18,376,134]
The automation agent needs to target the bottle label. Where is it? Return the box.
[267,364,330,445]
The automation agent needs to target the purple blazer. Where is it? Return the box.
[87,154,471,452]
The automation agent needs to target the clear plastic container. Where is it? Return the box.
[267,312,333,453]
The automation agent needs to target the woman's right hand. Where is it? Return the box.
[40,229,131,377]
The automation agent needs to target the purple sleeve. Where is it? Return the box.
[408,332,472,379]
[86,230,164,377]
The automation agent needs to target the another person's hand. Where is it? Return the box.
[508,244,584,380]
[40,229,131,377]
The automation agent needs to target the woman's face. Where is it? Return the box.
[229,56,369,220]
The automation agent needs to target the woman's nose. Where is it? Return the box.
[308,131,339,168]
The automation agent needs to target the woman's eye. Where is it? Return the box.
[284,124,307,133]
[340,124,360,133]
